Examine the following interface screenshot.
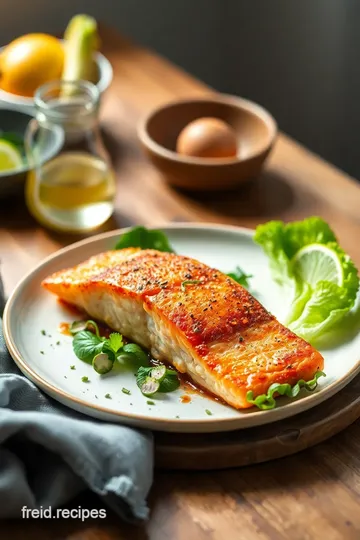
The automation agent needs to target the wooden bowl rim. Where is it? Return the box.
[137,94,278,166]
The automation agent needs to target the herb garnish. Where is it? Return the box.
[227,266,253,289]
[71,320,178,397]
[115,226,175,253]
[70,365,76,370]
[136,366,180,396]
[205,409,213,416]
[246,371,326,410]
[105,393,112,399]
[72,330,104,364]
[81,376,90,383]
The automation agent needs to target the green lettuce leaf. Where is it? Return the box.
[254,217,359,344]
[246,370,326,410]
[115,226,175,252]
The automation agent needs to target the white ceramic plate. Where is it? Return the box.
[3,224,360,433]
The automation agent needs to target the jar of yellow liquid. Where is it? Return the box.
[25,80,116,232]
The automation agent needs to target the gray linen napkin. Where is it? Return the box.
[0,280,153,520]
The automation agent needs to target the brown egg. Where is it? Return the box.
[176,117,238,158]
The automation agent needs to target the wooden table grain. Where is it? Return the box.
[2,25,360,540]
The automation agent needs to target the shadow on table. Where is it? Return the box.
[152,418,360,495]
[171,169,299,222]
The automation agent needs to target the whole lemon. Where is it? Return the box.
[0,34,64,97]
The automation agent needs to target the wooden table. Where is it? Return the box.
[2,25,360,540]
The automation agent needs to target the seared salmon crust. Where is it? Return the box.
[42,248,324,409]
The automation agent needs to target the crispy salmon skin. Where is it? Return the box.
[42,249,324,409]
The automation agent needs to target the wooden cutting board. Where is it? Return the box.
[155,373,360,470]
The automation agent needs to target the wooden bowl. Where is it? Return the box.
[137,94,277,191]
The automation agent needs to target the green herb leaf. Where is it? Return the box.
[227,266,253,289]
[105,393,112,399]
[122,387,131,395]
[147,400,155,405]
[136,366,152,389]
[118,343,149,366]
[159,369,180,393]
[205,409,213,416]
[70,365,76,370]
[81,376,90,383]
[108,333,123,353]
[246,371,326,410]
[181,280,201,291]
[115,226,175,252]
[72,330,104,364]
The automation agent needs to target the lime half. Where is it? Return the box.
[0,139,23,172]
[292,243,343,287]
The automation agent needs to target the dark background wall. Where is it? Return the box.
[2,0,360,180]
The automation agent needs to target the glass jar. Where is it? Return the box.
[25,80,116,233]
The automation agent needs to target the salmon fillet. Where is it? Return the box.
[42,249,324,409]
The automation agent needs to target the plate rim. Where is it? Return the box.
[3,222,360,432]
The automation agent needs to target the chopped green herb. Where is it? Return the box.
[93,352,114,374]
[95,395,98,399]
[136,365,180,395]
[56,341,61,346]
[147,400,155,405]
[122,387,131,395]
[40,351,44,355]
[41,330,46,336]
[105,393,112,399]
[81,376,90,383]
[175,415,180,419]
[181,280,201,291]
[64,376,67,379]
[150,365,166,381]
[70,320,101,337]
[70,365,76,370]
[205,409,213,416]
[141,377,160,396]
[246,371,326,410]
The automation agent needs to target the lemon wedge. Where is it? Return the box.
[0,139,23,172]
